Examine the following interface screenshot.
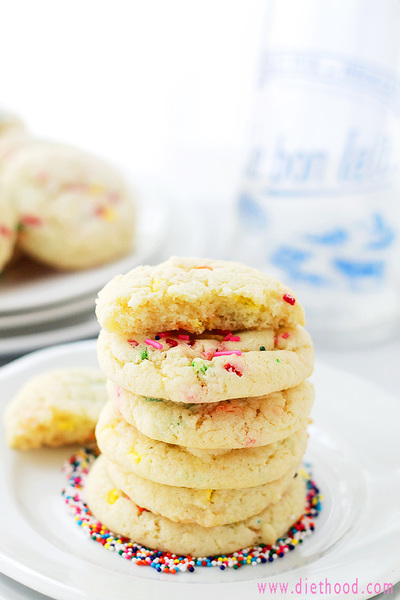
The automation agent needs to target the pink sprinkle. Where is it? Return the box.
[213,350,242,357]
[222,332,241,342]
[281,332,290,339]
[145,338,163,350]
[178,334,190,340]
[107,191,121,204]
[20,215,43,227]
[245,438,256,447]
[127,339,138,347]
[35,170,48,182]
[283,293,296,305]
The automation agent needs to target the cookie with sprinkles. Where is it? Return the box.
[0,190,17,273]
[84,453,307,557]
[5,368,107,450]
[106,458,298,527]
[2,140,136,270]
[63,448,322,574]
[95,401,308,489]
[97,325,314,403]
[95,256,305,336]
[108,379,314,449]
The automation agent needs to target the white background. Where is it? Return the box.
[0,0,265,200]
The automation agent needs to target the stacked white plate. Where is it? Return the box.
[0,194,170,359]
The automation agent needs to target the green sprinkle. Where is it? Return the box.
[144,397,163,402]
[141,349,148,360]
[191,360,208,374]
[233,564,239,570]
[276,358,281,363]
[260,346,266,351]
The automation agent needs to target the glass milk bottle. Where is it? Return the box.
[233,0,400,344]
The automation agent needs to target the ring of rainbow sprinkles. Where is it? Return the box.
[64,257,322,573]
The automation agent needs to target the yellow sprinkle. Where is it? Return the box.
[130,449,141,464]
[105,543,110,549]
[292,539,298,545]
[88,183,106,196]
[151,279,162,292]
[299,468,308,479]
[205,489,214,502]
[236,296,258,309]
[107,489,120,504]
[100,206,117,222]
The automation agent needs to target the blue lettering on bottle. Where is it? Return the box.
[238,193,268,229]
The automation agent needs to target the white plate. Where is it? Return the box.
[0,341,399,600]
[0,195,169,313]
[0,295,96,330]
[0,316,99,356]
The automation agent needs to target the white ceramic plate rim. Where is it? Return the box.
[0,296,96,330]
[0,318,99,355]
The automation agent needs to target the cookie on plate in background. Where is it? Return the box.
[2,141,136,270]
[4,368,107,450]
[0,110,25,138]
[0,191,17,273]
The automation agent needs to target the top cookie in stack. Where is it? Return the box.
[96,256,314,404]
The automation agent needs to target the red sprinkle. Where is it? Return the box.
[137,506,149,514]
[0,225,12,237]
[283,293,296,305]
[127,339,138,347]
[224,363,243,377]
[20,215,43,227]
[94,205,106,217]
[281,332,290,339]
[165,338,178,347]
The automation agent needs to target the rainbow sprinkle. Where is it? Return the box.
[62,448,322,575]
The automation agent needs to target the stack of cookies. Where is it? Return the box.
[86,256,315,557]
